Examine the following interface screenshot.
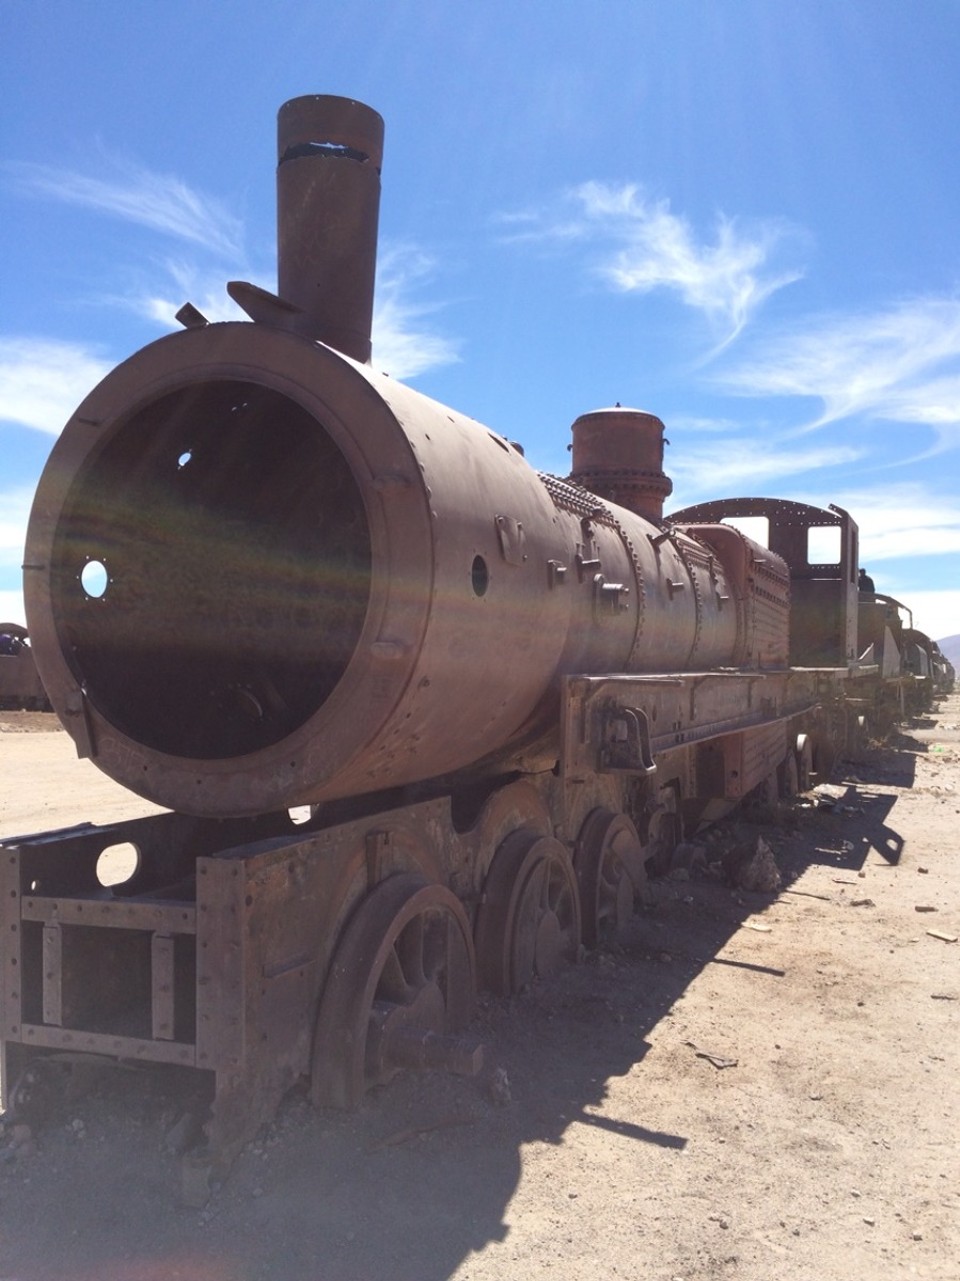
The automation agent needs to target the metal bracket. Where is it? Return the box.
[599,706,657,775]
[495,515,527,565]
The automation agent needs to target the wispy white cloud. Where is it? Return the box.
[126,259,261,328]
[719,297,960,448]
[669,437,865,501]
[825,484,960,563]
[0,338,111,434]
[577,183,802,346]
[132,249,461,380]
[371,246,460,379]
[0,486,33,569]
[10,154,244,260]
[9,153,461,425]
[885,589,960,643]
[0,591,26,628]
[500,182,801,345]
[665,414,741,434]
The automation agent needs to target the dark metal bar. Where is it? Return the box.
[41,924,62,1026]
[151,933,175,1041]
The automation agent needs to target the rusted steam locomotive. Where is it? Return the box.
[0,96,946,1196]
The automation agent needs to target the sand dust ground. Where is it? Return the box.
[1,699,958,1281]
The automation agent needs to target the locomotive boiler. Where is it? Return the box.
[0,95,913,1201]
[25,95,782,821]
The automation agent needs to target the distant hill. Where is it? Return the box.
[937,633,960,667]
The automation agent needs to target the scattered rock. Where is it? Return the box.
[488,1067,511,1106]
[162,1110,203,1156]
[726,836,781,893]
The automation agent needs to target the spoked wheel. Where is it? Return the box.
[311,874,480,1110]
[475,831,581,995]
[574,809,646,949]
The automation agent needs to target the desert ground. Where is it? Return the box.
[0,697,958,1281]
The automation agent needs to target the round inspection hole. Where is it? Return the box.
[80,560,108,599]
[96,842,140,888]
[471,555,489,597]
[177,449,193,469]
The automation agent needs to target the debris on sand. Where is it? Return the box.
[686,1042,738,1070]
[725,836,782,893]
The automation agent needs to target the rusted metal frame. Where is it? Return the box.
[193,827,359,1170]
[20,897,196,933]
[195,857,246,1073]
[12,1022,195,1065]
[0,846,22,1041]
[560,671,822,781]
[151,933,175,1041]
[42,924,62,1026]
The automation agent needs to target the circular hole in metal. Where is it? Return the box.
[96,842,140,887]
[81,560,108,598]
[471,555,489,597]
[177,449,193,469]
[54,380,372,760]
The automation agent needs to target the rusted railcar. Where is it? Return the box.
[0,95,940,1200]
[0,625,51,712]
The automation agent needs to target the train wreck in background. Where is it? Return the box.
[0,626,50,712]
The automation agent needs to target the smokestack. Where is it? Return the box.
[276,95,384,363]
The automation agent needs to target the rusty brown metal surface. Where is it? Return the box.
[569,407,673,522]
[670,498,861,669]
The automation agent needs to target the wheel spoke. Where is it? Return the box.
[377,943,412,1004]
[396,914,427,989]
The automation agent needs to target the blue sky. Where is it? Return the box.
[3,1,959,641]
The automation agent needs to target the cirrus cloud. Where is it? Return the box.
[500,181,803,347]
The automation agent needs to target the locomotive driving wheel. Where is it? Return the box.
[475,831,581,995]
[310,874,479,1110]
[574,809,646,949]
